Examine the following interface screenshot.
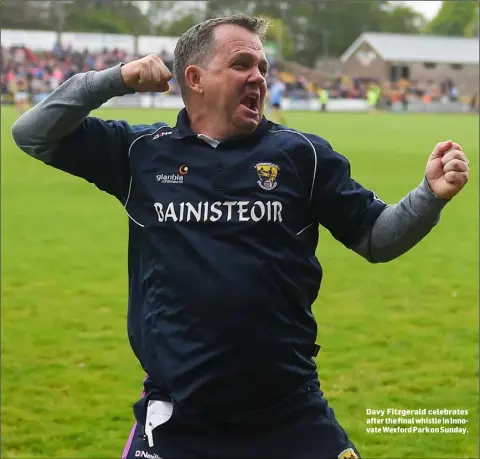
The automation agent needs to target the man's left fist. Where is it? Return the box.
[425,140,470,200]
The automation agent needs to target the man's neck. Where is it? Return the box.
[188,113,229,141]
[187,103,248,141]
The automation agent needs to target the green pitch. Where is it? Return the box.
[1,106,478,458]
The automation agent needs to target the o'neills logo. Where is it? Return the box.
[154,200,283,223]
[156,173,184,184]
[135,451,162,459]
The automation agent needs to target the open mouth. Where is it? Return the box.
[240,94,259,112]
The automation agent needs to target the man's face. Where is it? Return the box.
[198,24,268,137]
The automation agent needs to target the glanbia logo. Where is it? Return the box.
[156,173,184,184]
[156,165,189,184]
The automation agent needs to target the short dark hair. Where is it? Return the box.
[173,14,269,101]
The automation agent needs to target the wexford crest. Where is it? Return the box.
[255,162,280,191]
[337,448,359,459]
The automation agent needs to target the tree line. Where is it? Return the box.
[1,0,478,67]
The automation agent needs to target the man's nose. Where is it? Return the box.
[248,67,266,85]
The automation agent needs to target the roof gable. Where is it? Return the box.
[340,32,479,65]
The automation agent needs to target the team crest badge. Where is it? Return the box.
[255,162,279,191]
[337,448,359,459]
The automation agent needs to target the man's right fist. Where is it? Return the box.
[121,54,172,93]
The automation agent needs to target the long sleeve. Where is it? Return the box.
[12,64,135,202]
[300,133,448,263]
[351,177,448,263]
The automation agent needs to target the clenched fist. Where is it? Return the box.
[121,54,172,93]
[426,140,470,200]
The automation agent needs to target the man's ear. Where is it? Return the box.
[185,65,204,96]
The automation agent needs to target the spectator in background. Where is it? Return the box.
[366,82,380,112]
[268,77,286,124]
[400,88,409,112]
[470,91,479,111]
[450,84,459,102]
[317,85,329,112]
[12,75,30,114]
[159,48,174,70]
[382,80,392,110]
[397,76,409,93]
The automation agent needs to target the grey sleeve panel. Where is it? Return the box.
[351,177,449,263]
[11,64,133,163]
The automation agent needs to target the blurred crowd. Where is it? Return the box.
[324,74,466,104]
[263,66,476,109]
[2,43,478,111]
[1,44,182,103]
[1,44,311,103]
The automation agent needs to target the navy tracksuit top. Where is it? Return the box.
[49,108,386,419]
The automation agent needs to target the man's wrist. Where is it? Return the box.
[412,176,449,217]
[87,63,135,101]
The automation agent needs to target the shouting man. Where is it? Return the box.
[12,15,469,459]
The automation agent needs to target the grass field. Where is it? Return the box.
[1,106,479,459]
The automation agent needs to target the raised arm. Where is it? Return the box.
[12,55,172,202]
[352,140,470,263]
[307,138,469,263]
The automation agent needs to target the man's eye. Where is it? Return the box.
[234,62,248,68]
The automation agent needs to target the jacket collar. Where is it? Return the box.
[171,108,271,145]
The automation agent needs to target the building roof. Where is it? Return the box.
[340,32,479,65]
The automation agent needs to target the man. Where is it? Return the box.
[366,82,380,113]
[12,74,30,115]
[317,84,329,112]
[12,15,469,459]
[268,76,286,124]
